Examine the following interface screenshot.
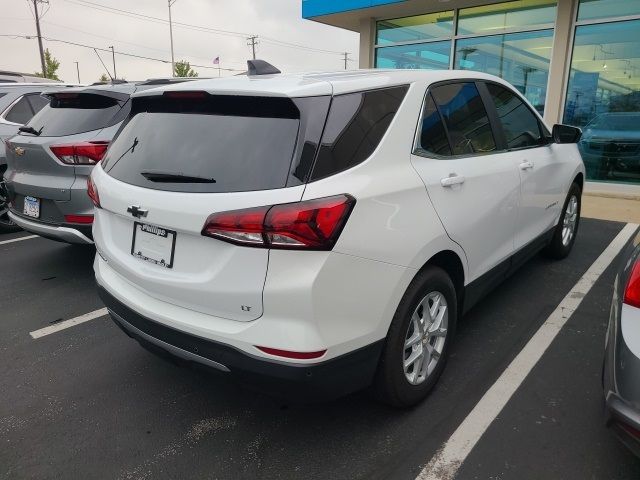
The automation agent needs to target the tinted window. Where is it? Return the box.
[310,86,408,181]
[104,109,300,193]
[431,82,496,155]
[26,94,49,115]
[486,83,543,149]
[27,93,125,137]
[417,93,451,156]
[4,96,33,124]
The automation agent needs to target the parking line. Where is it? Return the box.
[0,235,38,245]
[417,222,639,480]
[29,308,109,339]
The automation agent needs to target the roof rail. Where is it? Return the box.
[247,60,281,76]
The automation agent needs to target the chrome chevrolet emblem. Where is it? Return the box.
[14,147,25,156]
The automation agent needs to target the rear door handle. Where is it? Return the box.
[519,160,534,170]
[440,174,465,187]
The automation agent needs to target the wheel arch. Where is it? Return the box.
[416,250,465,303]
[573,172,584,191]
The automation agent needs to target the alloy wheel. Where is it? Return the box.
[403,291,448,385]
[562,195,578,247]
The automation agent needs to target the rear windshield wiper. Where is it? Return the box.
[141,171,216,183]
[18,126,42,136]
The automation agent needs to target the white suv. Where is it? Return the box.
[91,66,584,406]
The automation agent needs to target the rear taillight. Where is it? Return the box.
[50,141,109,165]
[87,176,101,208]
[624,258,640,308]
[64,214,94,224]
[202,194,355,250]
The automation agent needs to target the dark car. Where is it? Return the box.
[579,112,640,182]
[604,227,640,456]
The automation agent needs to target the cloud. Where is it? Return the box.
[1,0,358,83]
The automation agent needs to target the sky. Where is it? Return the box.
[1,0,359,83]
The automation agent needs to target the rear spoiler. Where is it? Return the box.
[44,88,130,103]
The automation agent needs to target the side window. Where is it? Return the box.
[486,83,544,149]
[310,86,408,181]
[26,94,49,116]
[4,96,33,124]
[417,93,451,156]
[431,82,496,155]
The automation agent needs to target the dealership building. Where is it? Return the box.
[303,0,640,190]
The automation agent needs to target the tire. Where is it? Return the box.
[374,266,457,407]
[0,168,20,234]
[543,182,581,260]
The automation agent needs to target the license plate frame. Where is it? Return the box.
[23,196,40,218]
[130,222,177,269]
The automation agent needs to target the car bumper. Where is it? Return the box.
[605,393,640,457]
[97,283,384,400]
[8,210,93,244]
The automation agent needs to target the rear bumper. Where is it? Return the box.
[8,210,93,244]
[605,394,640,458]
[97,284,384,400]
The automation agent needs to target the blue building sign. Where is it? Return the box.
[302,0,405,18]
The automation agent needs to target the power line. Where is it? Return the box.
[63,0,350,57]
[0,34,245,73]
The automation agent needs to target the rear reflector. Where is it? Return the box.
[87,176,101,208]
[624,258,640,308]
[50,141,110,165]
[64,214,94,224]
[202,194,355,250]
[255,346,327,360]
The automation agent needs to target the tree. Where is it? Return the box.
[98,73,109,82]
[34,49,61,81]
[174,60,198,78]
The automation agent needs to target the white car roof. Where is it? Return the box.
[134,69,515,98]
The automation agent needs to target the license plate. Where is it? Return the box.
[23,196,40,218]
[131,222,176,268]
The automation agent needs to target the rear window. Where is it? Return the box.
[27,93,126,137]
[103,96,303,193]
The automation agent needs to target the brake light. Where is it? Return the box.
[163,91,208,99]
[624,258,640,308]
[201,194,355,250]
[87,176,101,208]
[50,141,109,165]
[255,346,327,360]
[64,214,94,224]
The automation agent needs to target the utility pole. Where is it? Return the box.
[74,61,80,83]
[247,36,258,60]
[168,0,177,76]
[32,0,47,77]
[343,52,349,70]
[109,46,117,79]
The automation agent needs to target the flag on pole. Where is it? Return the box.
[213,57,220,65]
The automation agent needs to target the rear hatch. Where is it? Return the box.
[94,92,330,321]
[5,90,129,206]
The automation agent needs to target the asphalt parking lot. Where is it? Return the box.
[2,218,640,480]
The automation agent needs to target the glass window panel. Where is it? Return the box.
[458,0,556,35]
[418,93,452,156]
[431,83,497,155]
[454,29,554,114]
[486,83,544,149]
[376,11,454,45]
[563,20,640,185]
[578,0,640,21]
[376,41,451,70]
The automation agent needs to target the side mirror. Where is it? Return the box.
[552,124,582,144]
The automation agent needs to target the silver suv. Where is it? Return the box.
[0,82,77,232]
[4,79,197,243]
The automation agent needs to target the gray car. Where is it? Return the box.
[0,82,77,232]
[604,228,640,456]
[4,78,196,244]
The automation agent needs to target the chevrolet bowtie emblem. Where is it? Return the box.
[127,205,148,218]
[14,147,25,156]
